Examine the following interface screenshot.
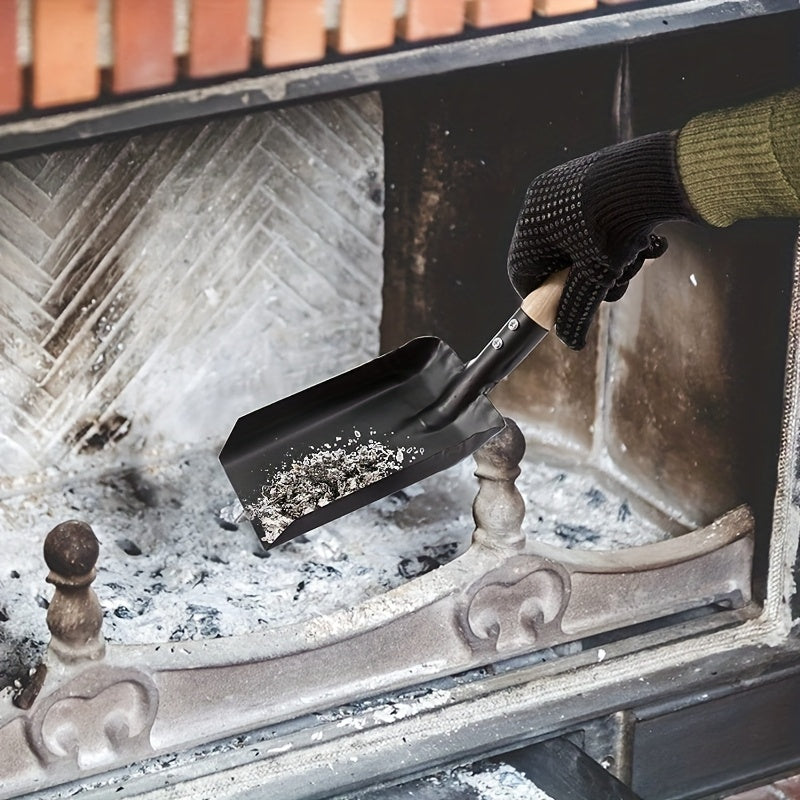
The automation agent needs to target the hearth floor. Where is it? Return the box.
[0,430,674,689]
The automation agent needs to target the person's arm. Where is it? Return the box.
[507,88,800,350]
[678,88,800,225]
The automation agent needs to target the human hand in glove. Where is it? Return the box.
[507,131,700,350]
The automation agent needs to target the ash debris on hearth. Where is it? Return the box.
[0,451,474,686]
[0,625,47,690]
[520,468,666,551]
[398,541,459,579]
[0,423,672,687]
[554,523,600,546]
[169,604,222,640]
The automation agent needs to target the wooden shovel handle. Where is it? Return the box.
[520,269,569,330]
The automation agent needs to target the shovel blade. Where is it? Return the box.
[220,336,505,549]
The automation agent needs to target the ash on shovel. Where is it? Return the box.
[246,431,424,545]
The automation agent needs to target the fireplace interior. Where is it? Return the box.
[0,3,799,800]
[380,12,800,604]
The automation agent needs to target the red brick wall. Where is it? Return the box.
[0,0,641,117]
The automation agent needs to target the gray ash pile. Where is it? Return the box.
[246,432,424,544]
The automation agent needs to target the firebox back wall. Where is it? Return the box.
[380,14,800,591]
[0,93,385,492]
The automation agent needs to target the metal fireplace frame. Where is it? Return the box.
[1,3,799,799]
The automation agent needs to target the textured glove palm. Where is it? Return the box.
[507,131,698,349]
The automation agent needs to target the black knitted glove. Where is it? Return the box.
[507,131,699,349]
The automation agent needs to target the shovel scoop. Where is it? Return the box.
[220,272,565,550]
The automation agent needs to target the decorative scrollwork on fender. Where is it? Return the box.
[24,667,158,770]
[459,556,570,654]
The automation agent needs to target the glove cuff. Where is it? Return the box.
[588,131,699,263]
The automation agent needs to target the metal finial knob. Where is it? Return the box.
[44,520,99,582]
[472,417,526,548]
[473,417,526,475]
[43,520,105,663]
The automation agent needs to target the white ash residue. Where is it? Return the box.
[317,684,455,730]
[0,441,672,690]
[348,761,556,799]
[455,762,556,800]
[0,448,472,690]
[247,432,424,544]
[517,460,670,551]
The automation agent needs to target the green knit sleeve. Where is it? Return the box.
[676,88,800,227]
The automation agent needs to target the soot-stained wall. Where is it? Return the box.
[0,93,385,491]
[380,11,800,596]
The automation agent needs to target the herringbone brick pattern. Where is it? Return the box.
[0,92,384,487]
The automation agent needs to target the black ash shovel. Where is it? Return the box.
[220,271,566,550]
